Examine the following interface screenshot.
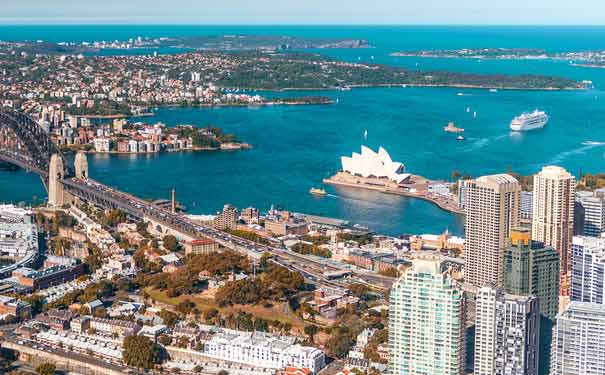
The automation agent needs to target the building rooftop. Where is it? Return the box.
[538,165,573,180]
[561,302,605,322]
[475,173,519,187]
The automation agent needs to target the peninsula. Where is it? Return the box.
[0,47,586,118]
[57,120,250,155]
[323,146,464,215]
[391,47,605,71]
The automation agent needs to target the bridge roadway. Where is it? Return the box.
[0,150,48,177]
[62,177,394,290]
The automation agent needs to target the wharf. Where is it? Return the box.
[294,212,350,227]
[323,172,464,215]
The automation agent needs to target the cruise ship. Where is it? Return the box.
[510,110,549,131]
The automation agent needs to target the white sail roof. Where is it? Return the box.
[341,146,410,183]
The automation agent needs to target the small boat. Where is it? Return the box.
[489,88,498,93]
[310,188,327,196]
[473,111,477,119]
[363,129,368,139]
[466,106,471,113]
[456,135,465,141]
[444,122,464,133]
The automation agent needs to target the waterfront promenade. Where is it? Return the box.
[324,172,464,215]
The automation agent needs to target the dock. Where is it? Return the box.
[323,172,465,215]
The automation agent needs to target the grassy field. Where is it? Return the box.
[144,287,308,333]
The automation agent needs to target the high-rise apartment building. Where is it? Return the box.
[504,228,560,320]
[389,257,466,375]
[571,236,605,305]
[574,188,605,237]
[464,174,520,287]
[550,302,605,375]
[520,191,534,221]
[474,286,540,375]
[212,204,238,230]
[531,166,575,277]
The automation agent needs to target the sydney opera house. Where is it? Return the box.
[341,146,411,184]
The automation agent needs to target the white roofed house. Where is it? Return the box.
[202,329,326,374]
[341,146,411,184]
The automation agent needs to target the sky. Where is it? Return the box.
[1,0,605,25]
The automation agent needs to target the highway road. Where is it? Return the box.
[64,177,394,291]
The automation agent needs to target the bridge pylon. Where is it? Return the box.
[48,153,65,207]
[74,151,89,179]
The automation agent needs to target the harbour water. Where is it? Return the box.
[4,26,605,235]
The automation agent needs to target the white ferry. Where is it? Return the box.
[510,110,549,131]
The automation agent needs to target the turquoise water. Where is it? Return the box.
[4,26,605,235]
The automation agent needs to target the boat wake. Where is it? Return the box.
[549,143,604,164]
[462,134,507,152]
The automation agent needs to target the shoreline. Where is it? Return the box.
[63,143,252,155]
[73,100,336,119]
[68,81,581,120]
[278,83,582,91]
[323,172,465,216]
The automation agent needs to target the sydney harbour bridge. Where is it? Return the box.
[0,109,385,290]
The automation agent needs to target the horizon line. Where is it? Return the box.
[2,22,605,27]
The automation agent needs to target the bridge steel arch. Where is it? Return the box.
[0,109,71,187]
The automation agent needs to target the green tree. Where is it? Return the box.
[158,334,172,346]
[20,294,45,315]
[364,328,388,363]
[326,327,355,358]
[35,362,56,375]
[159,309,180,328]
[122,335,163,369]
[163,235,178,252]
[304,325,319,343]
[103,209,127,227]
[259,252,272,268]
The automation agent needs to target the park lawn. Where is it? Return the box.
[144,287,307,332]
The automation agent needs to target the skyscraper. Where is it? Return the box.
[474,286,540,375]
[504,227,560,320]
[389,257,466,375]
[571,236,605,305]
[520,191,534,221]
[531,166,575,278]
[574,189,605,237]
[551,302,605,375]
[464,174,521,287]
